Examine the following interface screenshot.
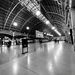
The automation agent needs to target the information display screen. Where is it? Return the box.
[36,30,44,38]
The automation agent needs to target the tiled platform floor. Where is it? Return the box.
[0,41,75,75]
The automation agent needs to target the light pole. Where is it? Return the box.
[26,26,30,38]
[26,26,30,53]
[12,22,18,45]
[13,32,15,45]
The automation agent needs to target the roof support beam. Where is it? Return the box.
[28,21,42,34]
[9,7,26,30]
[20,16,34,31]
[28,21,53,34]
[3,1,21,29]
[41,3,65,18]
[0,7,27,21]
[47,12,65,19]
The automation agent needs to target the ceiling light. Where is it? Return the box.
[50,34,53,36]
[59,33,61,36]
[45,20,50,24]
[47,33,53,36]
[54,29,61,36]
[51,35,53,37]
[68,32,70,35]
[69,0,72,8]
[44,32,46,34]
[13,22,18,26]
[26,26,29,30]
[36,11,41,16]
[47,33,49,36]
[52,27,55,30]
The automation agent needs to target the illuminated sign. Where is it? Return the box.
[36,30,44,38]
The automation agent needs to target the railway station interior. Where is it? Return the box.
[0,0,75,75]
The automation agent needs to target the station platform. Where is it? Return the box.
[0,41,75,75]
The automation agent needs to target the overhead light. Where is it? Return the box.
[26,26,29,30]
[45,20,50,24]
[69,0,72,8]
[47,33,53,36]
[52,27,55,30]
[58,33,61,36]
[51,35,53,37]
[13,22,18,26]
[68,32,70,35]
[47,33,49,36]
[35,11,41,16]
[54,29,61,36]
[44,32,46,34]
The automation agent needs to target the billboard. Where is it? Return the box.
[36,30,44,38]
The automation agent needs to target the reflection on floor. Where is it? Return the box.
[0,41,75,75]
[0,43,41,65]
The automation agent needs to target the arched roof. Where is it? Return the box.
[0,0,70,36]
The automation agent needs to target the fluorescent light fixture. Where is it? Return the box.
[36,11,41,16]
[26,26,29,30]
[49,34,53,37]
[13,22,18,26]
[45,20,50,24]
[69,0,72,8]
[54,29,61,36]
[51,35,53,37]
[47,33,53,36]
